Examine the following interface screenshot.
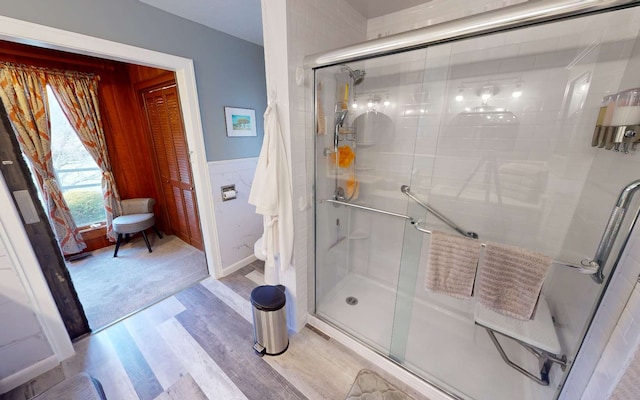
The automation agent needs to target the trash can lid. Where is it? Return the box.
[251,285,286,311]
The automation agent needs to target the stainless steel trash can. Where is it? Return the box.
[250,284,288,356]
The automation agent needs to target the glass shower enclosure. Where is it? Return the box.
[313,4,640,400]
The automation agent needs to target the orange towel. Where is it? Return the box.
[332,145,355,168]
[346,174,359,200]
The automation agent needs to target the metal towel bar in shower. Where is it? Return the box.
[401,185,478,239]
[324,198,598,274]
[582,179,640,284]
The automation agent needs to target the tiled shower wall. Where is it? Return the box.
[580,248,640,399]
[261,0,366,330]
[366,0,528,40]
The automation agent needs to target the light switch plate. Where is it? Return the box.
[12,190,40,224]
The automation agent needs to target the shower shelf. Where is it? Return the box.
[355,141,377,147]
[355,166,373,172]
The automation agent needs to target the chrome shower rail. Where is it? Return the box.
[401,185,478,239]
[324,199,415,222]
[583,179,640,284]
[324,198,598,274]
[304,0,640,68]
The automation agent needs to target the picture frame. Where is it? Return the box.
[224,107,257,137]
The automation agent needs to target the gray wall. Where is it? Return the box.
[0,0,267,161]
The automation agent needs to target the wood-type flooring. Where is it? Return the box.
[2,262,428,400]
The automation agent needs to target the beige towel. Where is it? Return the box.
[425,231,483,299]
[476,242,552,320]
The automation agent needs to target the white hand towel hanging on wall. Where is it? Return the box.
[249,100,294,285]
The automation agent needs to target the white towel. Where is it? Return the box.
[248,100,294,283]
[425,231,483,299]
[476,242,551,320]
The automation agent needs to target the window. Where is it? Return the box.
[48,86,105,227]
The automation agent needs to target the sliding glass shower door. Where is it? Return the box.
[314,5,640,400]
[314,47,429,354]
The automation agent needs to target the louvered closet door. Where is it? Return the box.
[143,84,203,250]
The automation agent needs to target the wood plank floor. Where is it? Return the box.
[2,261,430,400]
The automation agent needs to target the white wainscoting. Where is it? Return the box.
[208,158,262,275]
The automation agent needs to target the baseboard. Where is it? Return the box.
[222,254,258,277]
[0,355,59,394]
[306,315,457,400]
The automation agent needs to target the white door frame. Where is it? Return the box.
[0,15,224,360]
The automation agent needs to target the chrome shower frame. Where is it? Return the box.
[305,0,640,68]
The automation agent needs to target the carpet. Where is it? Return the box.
[345,370,414,400]
[67,235,208,330]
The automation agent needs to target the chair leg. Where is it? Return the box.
[141,230,152,253]
[152,226,163,239]
[124,233,131,243]
[113,234,123,257]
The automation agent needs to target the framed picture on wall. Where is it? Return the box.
[224,107,257,137]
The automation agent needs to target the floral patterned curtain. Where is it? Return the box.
[0,65,86,254]
[48,73,122,241]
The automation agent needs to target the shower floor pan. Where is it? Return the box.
[316,273,557,400]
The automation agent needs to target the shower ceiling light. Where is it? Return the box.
[512,83,523,98]
[478,85,499,105]
[352,100,358,109]
[455,88,464,102]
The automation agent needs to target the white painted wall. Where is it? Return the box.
[208,158,262,275]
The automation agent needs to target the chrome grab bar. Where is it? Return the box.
[324,198,597,274]
[324,199,415,222]
[401,185,479,239]
[583,179,640,284]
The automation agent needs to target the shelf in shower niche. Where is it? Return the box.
[348,230,370,240]
[355,141,377,147]
[356,166,374,172]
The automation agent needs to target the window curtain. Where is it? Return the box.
[47,73,122,241]
[0,65,86,254]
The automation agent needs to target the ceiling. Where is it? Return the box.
[139,0,264,45]
[139,0,434,46]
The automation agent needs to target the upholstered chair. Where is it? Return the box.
[112,198,162,257]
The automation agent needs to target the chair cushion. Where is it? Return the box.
[112,213,155,234]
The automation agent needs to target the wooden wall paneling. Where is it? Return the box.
[98,66,167,234]
[128,64,173,86]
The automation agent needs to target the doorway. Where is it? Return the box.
[0,32,216,338]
